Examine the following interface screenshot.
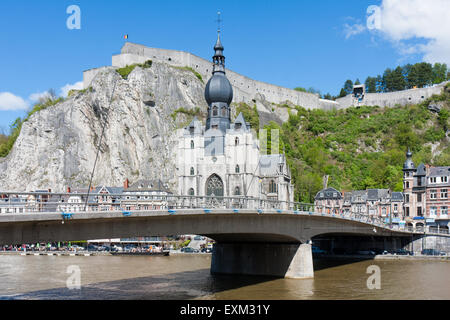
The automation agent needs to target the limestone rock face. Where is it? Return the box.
[0,62,207,192]
[0,61,290,192]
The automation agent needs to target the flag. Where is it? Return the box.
[124,34,128,40]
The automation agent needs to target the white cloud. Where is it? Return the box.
[0,92,29,111]
[367,0,450,64]
[343,23,366,39]
[29,91,51,102]
[60,81,84,97]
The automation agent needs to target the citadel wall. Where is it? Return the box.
[83,42,447,111]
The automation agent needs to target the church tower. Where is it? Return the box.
[204,30,233,156]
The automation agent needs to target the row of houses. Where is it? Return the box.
[0,179,173,214]
[314,150,450,232]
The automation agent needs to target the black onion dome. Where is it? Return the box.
[205,72,233,105]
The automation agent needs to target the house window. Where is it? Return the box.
[417,178,422,186]
[441,189,448,199]
[235,165,240,173]
[417,193,422,203]
[190,167,195,175]
[442,176,448,183]
[405,194,409,203]
[393,204,398,212]
[190,140,194,149]
[406,181,410,188]
[405,207,410,216]
[430,206,437,216]
[442,206,448,215]
[417,207,422,216]
[430,190,437,199]
[188,188,195,196]
[382,207,386,216]
[269,180,277,193]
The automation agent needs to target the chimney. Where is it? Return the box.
[67,187,71,193]
[124,178,129,189]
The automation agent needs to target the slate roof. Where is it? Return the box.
[314,187,343,200]
[391,192,404,202]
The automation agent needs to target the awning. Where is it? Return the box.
[413,216,425,220]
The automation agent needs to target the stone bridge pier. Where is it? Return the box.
[210,242,314,279]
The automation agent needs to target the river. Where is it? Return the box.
[0,254,449,300]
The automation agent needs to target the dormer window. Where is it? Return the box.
[189,126,194,134]
[235,123,242,130]
[212,125,218,130]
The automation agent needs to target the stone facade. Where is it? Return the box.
[176,33,294,207]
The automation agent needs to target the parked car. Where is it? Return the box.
[357,250,376,255]
[183,247,195,253]
[393,249,413,255]
[194,236,202,240]
[369,248,384,255]
[421,249,445,256]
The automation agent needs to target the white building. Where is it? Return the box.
[176,32,294,208]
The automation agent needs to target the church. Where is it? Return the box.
[176,31,294,207]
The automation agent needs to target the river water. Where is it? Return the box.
[0,254,448,300]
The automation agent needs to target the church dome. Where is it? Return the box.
[205,72,233,105]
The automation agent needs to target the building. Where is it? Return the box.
[121,179,173,211]
[176,31,294,208]
[402,150,449,232]
[314,187,342,214]
[88,185,123,211]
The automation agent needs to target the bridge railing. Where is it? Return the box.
[0,191,314,213]
[1,191,447,234]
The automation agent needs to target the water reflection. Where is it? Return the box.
[0,255,449,300]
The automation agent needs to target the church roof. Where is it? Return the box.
[231,112,250,130]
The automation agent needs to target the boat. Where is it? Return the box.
[110,250,169,256]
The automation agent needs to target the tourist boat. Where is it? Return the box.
[110,250,169,256]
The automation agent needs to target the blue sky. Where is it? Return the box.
[0,0,448,131]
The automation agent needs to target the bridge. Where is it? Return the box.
[0,192,448,279]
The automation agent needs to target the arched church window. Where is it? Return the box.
[269,180,277,193]
[221,107,227,117]
[235,165,240,173]
[235,137,239,146]
[234,186,241,195]
[188,188,195,196]
[190,140,194,149]
[206,174,224,197]
[190,167,195,175]
[213,106,218,116]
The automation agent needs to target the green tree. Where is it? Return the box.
[432,63,448,84]
[365,76,377,93]
[343,79,353,95]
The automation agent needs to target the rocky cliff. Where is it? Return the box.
[0,61,289,192]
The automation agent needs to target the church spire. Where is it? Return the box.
[213,12,225,73]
